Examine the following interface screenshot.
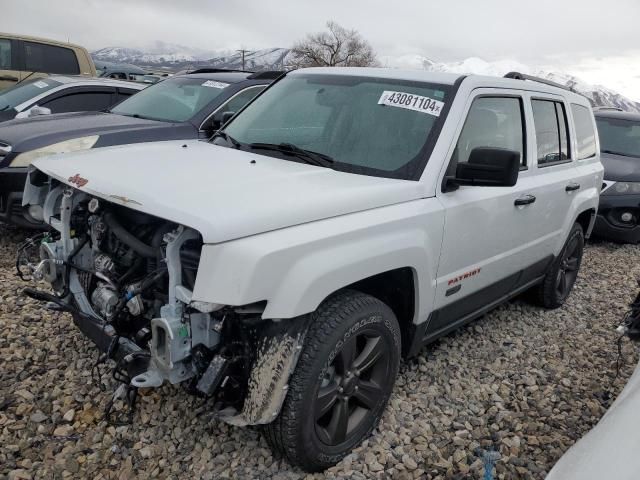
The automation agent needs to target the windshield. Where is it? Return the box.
[0,78,62,111]
[221,74,453,179]
[596,116,640,158]
[111,76,229,122]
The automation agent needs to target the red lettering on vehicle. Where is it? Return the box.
[447,268,481,286]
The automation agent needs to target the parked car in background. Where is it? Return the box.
[0,75,144,122]
[0,32,96,90]
[18,68,602,470]
[96,60,147,80]
[0,69,281,227]
[593,108,640,243]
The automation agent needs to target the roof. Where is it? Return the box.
[0,31,87,51]
[290,67,463,85]
[176,71,254,83]
[289,67,588,103]
[33,75,145,89]
[594,109,640,121]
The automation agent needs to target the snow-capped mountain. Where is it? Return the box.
[197,48,291,71]
[386,56,640,113]
[93,43,224,65]
[93,44,640,112]
[92,45,291,70]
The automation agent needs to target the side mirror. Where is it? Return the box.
[29,106,52,117]
[206,111,236,135]
[221,111,235,125]
[445,147,520,191]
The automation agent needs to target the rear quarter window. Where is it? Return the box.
[571,104,597,159]
[24,42,80,75]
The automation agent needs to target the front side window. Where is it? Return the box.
[218,86,265,115]
[42,91,114,113]
[111,77,228,122]
[222,74,453,179]
[596,116,640,158]
[0,39,11,69]
[452,96,525,167]
[0,78,62,111]
[24,42,80,75]
[204,85,266,130]
[571,104,597,160]
[532,99,570,166]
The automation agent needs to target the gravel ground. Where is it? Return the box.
[1,223,639,480]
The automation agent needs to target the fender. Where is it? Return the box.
[191,199,445,322]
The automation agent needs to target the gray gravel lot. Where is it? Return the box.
[1,223,639,480]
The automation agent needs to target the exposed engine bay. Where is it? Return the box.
[18,171,305,425]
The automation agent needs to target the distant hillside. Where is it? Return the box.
[93,45,640,112]
[92,45,292,71]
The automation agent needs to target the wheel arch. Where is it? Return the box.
[344,267,419,358]
[575,207,596,239]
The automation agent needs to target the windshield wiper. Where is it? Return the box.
[602,149,638,158]
[248,142,334,168]
[212,131,241,149]
[0,106,10,112]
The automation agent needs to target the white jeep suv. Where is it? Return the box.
[18,67,603,471]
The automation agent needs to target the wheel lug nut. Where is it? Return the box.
[338,387,344,393]
[354,386,359,391]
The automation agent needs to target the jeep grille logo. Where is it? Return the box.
[68,174,88,188]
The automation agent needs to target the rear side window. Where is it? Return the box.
[24,42,80,75]
[0,39,11,69]
[42,91,113,113]
[532,99,570,166]
[453,96,525,166]
[571,104,597,159]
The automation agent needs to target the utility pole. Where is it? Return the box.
[237,49,249,71]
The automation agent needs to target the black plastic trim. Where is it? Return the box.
[405,256,553,357]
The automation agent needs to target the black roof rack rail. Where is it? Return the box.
[187,68,253,75]
[246,71,286,80]
[504,71,576,93]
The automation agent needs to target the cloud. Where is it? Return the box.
[4,0,640,99]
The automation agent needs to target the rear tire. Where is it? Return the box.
[536,222,584,308]
[263,290,401,472]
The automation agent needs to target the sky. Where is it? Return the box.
[4,0,640,100]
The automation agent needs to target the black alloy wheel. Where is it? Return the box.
[315,330,391,446]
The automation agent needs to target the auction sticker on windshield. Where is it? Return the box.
[202,80,229,89]
[378,91,444,117]
[33,81,49,89]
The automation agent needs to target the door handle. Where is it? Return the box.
[0,75,18,81]
[514,194,536,206]
[565,182,580,192]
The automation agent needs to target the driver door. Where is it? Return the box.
[428,90,550,338]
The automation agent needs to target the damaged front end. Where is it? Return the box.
[17,168,305,425]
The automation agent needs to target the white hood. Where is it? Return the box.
[33,140,424,243]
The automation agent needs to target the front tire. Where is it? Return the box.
[536,222,584,308]
[264,290,401,472]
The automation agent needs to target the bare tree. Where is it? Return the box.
[290,21,378,68]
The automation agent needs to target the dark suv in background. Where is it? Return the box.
[593,107,640,243]
[0,69,281,227]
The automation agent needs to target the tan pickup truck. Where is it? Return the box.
[0,32,96,90]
